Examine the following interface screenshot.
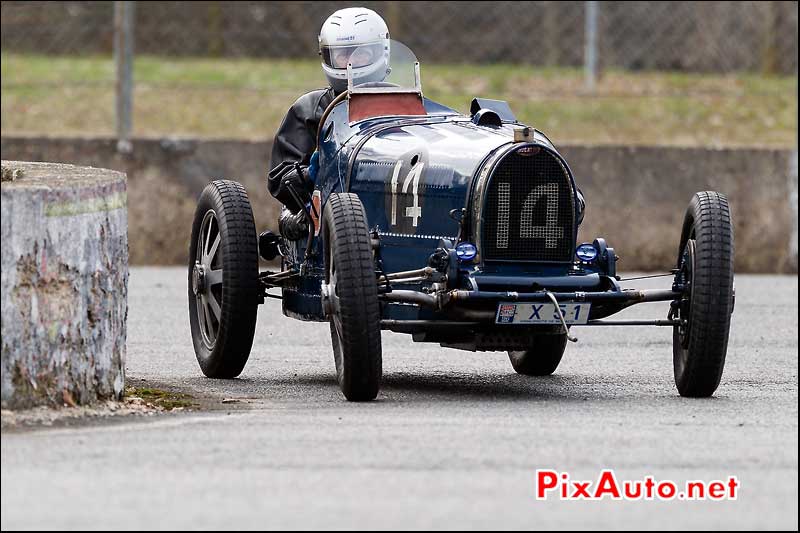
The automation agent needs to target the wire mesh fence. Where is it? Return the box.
[1,1,797,145]
[3,1,797,70]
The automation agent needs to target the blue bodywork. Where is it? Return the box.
[280,96,618,323]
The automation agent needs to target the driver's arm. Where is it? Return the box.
[267,89,334,212]
[269,88,334,170]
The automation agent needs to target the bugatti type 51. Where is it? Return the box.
[188,43,735,401]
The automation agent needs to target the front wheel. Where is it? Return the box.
[672,191,734,397]
[321,193,382,401]
[188,180,260,378]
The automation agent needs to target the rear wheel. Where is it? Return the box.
[672,191,734,397]
[321,193,382,401]
[188,180,260,378]
[508,330,568,376]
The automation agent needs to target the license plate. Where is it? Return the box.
[495,302,591,325]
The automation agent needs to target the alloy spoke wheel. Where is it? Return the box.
[194,210,224,349]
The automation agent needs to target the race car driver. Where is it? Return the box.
[268,7,390,240]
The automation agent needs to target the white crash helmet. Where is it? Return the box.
[318,7,390,93]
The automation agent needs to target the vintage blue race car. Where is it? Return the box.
[188,42,735,401]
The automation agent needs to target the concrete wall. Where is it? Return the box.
[1,135,796,273]
[565,144,798,273]
[1,136,275,265]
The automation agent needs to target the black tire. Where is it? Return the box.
[188,180,260,378]
[321,193,382,401]
[673,191,734,397]
[508,329,568,376]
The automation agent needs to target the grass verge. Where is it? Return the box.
[2,53,796,146]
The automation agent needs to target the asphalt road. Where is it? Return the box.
[2,267,798,530]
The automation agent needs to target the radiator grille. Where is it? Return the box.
[482,148,575,262]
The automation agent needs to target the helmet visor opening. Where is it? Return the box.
[321,42,385,70]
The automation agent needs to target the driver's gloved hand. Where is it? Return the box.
[268,161,313,214]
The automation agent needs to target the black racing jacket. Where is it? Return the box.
[269,87,336,171]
